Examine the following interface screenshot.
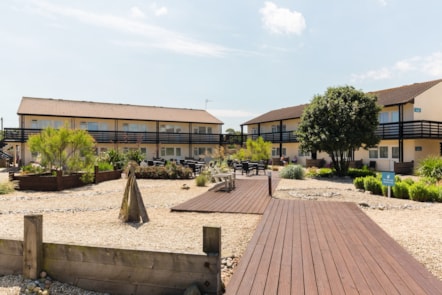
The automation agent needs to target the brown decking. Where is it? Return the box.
[226,199,442,295]
[171,176,280,214]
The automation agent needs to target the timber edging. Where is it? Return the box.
[0,216,222,295]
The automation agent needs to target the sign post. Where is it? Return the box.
[381,171,395,198]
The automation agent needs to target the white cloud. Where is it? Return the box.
[378,0,388,6]
[421,52,442,76]
[151,3,168,16]
[130,6,145,19]
[29,0,230,57]
[351,51,442,82]
[259,2,306,35]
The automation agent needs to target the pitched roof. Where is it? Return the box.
[370,78,442,106]
[242,78,442,126]
[17,97,223,124]
[242,104,308,125]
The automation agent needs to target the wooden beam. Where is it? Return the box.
[203,227,221,255]
[23,215,43,279]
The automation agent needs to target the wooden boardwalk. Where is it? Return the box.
[171,175,279,214]
[226,198,442,295]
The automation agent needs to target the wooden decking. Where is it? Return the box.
[171,175,279,214]
[226,198,442,295]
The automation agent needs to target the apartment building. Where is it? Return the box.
[2,97,224,165]
[242,79,442,172]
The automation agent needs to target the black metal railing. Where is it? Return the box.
[2,128,224,145]
[3,120,442,145]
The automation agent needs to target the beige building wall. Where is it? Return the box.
[414,82,442,121]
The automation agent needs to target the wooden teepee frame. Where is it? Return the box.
[119,165,149,223]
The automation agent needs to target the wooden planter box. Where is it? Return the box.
[11,168,122,191]
[306,159,325,168]
[394,161,414,175]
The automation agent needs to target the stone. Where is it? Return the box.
[183,283,201,295]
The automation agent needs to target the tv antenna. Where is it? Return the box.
[205,99,213,110]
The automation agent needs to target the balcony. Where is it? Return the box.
[2,128,223,145]
[3,120,442,146]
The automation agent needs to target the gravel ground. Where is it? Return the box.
[0,172,441,294]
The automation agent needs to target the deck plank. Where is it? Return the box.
[171,176,278,214]
[226,199,442,295]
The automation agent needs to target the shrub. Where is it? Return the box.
[279,164,305,180]
[363,176,382,195]
[97,161,114,172]
[402,177,415,186]
[195,174,208,186]
[416,155,442,181]
[318,168,334,178]
[409,183,431,202]
[305,167,319,178]
[392,182,410,199]
[347,167,376,178]
[0,181,14,194]
[353,177,365,190]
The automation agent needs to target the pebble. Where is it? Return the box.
[22,270,53,295]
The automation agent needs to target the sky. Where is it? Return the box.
[1,0,442,131]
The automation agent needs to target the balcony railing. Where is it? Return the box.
[3,120,442,145]
[2,128,223,145]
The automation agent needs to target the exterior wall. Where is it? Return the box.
[414,82,442,121]
[403,103,415,121]
[14,113,223,165]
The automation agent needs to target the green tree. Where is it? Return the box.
[232,137,271,161]
[28,124,96,173]
[296,86,381,176]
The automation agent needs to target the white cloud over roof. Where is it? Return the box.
[259,2,306,35]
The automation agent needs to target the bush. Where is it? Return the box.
[409,183,431,202]
[132,163,193,179]
[347,167,376,178]
[363,176,383,195]
[97,161,114,172]
[0,181,14,194]
[195,174,208,186]
[353,177,365,190]
[279,164,305,180]
[318,168,334,178]
[417,155,442,181]
[392,182,410,199]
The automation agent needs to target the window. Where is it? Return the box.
[80,121,103,131]
[124,123,147,132]
[369,149,378,158]
[392,147,399,158]
[379,146,388,158]
[31,120,63,129]
[161,147,175,157]
[251,128,258,135]
[391,111,399,122]
[193,147,213,157]
[162,147,179,157]
[379,112,389,124]
[272,147,287,157]
[271,125,287,132]
[193,126,213,134]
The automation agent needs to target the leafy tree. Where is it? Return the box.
[232,137,271,161]
[296,86,381,176]
[225,128,241,135]
[28,124,96,174]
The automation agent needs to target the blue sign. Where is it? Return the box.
[382,172,395,186]
[414,107,421,113]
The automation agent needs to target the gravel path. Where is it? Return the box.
[0,172,441,294]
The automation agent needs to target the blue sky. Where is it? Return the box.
[1,0,442,131]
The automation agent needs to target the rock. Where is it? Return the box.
[359,202,370,208]
[40,270,47,278]
[183,283,201,295]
